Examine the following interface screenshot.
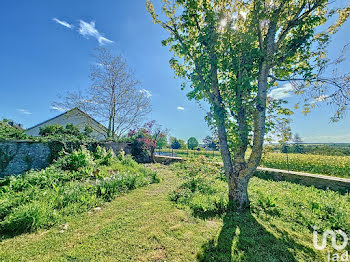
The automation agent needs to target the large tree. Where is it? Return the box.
[53,48,151,138]
[203,135,217,150]
[156,133,168,148]
[170,137,181,149]
[147,0,350,209]
[187,137,199,149]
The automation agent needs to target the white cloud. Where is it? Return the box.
[139,89,152,98]
[303,134,350,143]
[53,18,73,29]
[78,20,113,45]
[177,106,184,110]
[268,83,294,100]
[17,109,32,115]
[51,106,67,112]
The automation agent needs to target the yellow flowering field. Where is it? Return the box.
[261,153,350,178]
[159,149,350,178]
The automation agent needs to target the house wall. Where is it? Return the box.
[26,109,106,140]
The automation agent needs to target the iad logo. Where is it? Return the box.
[313,226,349,261]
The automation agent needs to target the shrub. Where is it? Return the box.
[0,198,14,220]
[0,150,160,237]
[93,145,115,166]
[93,145,108,160]
[129,138,150,163]
[170,159,350,235]
[169,157,228,216]
[55,147,95,171]
[0,121,28,141]
[0,201,56,234]
[36,124,98,162]
[94,146,115,166]
[120,155,138,168]
[117,149,125,160]
[96,173,148,201]
[39,124,65,137]
[39,124,89,139]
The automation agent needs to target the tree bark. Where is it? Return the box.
[150,146,156,163]
[228,169,250,209]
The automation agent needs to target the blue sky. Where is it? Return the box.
[1,1,350,143]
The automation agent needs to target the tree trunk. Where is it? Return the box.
[227,165,252,210]
[150,146,156,163]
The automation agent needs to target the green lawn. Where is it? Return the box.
[0,165,220,261]
[1,164,349,261]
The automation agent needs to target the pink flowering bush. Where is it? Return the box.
[128,121,167,163]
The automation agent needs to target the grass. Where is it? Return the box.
[0,147,159,238]
[1,161,349,261]
[0,164,218,261]
[170,158,350,261]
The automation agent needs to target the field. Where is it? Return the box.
[1,161,349,261]
[158,148,350,178]
[261,152,350,178]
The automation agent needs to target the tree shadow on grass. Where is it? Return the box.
[196,204,317,262]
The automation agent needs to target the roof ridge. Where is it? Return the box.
[26,107,107,132]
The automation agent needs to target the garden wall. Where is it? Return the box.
[0,141,50,177]
[103,141,132,155]
[0,141,132,177]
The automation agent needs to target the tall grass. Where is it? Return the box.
[0,147,159,237]
[170,157,350,232]
[170,158,350,260]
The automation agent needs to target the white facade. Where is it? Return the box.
[26,108,107,140]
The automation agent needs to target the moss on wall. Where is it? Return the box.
[0,145,15,172]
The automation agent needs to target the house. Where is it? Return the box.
[25,107,107,140]
[7,121,23,130]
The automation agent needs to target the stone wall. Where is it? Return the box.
[103,141,132,155]
[0,141,132,177]
[0,141,51,177]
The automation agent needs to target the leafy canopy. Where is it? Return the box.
[187,137,199,149]
[147,0,350,156]
[0,121,27,141]
[39,124,94,141]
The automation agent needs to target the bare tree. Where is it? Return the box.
[53,48,151,138]
[293,133,303,144]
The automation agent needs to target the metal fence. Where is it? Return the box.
[155,147,292,169]
[155,147,220,160]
